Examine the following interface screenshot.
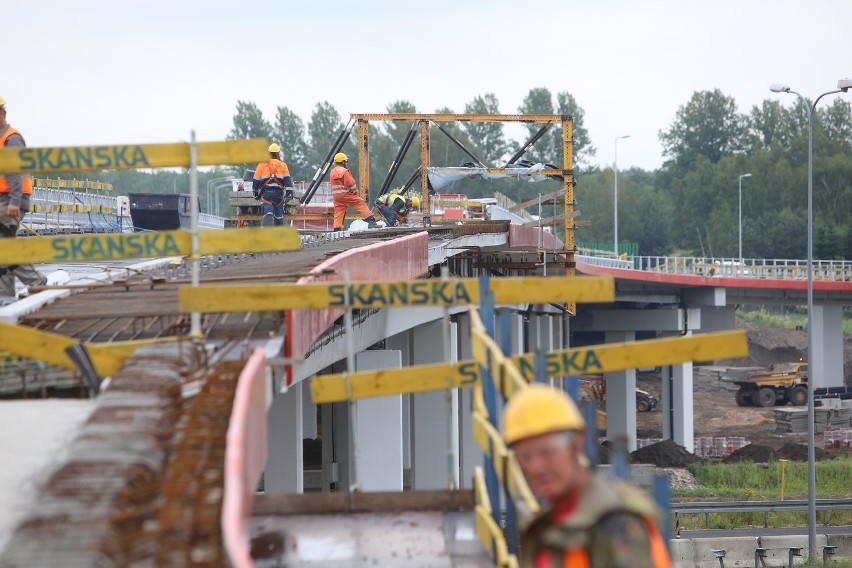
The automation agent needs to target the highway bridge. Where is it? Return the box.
[0,216,848,566]
[0,127,850,566]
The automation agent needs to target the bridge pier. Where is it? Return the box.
[456,312,482,490]
[265,382,304,494]
[813,305,844,388]
[660,335,695,453]
[605,331,638,451]
[411,320,460,489]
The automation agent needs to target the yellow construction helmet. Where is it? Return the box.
[503,384,586,445]
[410,195,421,208]
[0,96,6,108]
[334,152,348,163]
[268,143,281,153]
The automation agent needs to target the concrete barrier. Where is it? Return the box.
[670,534,852,567]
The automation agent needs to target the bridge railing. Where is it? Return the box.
[581,254,852,282]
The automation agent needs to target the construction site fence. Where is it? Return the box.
[638,437,749,458]
[577,242,640,258]
[27,185,124,232]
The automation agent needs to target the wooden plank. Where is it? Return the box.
[0,139,268,175]
[309,330,748,403]
[179,275,614,313]
[0,226,300,265]
[509,188,568,212]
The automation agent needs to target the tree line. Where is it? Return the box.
[84,86,852,261]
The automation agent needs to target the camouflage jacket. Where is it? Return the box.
[519,472,670,568]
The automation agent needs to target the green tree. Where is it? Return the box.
[228,100,273,141]
[748,100,795,151]
[517,87,556,164]
[555,91,596,167]
[659,89,749,170]
[306,101,344,173]
[462,94,508,165]
[516,87,595,167]
[274,106,310,181]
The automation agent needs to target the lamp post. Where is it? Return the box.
[206,176,232,215]
[770,78,850,562]
[614,135,630,257]
[738,173,751,265]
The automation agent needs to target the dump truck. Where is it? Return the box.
[733,361,809,407]
[579,379,657,412]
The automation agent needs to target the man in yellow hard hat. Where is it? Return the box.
[329,152,379,231]
[503,384,671,567]
[252,143,295,226]
[375,191,420,227]
[0,96,48,303]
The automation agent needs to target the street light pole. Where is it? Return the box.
[738,173,751,264]
[770,79,850,563]
[614,135,630,257]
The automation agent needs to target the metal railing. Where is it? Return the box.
[578,254,852,282]
[672,498,852,529]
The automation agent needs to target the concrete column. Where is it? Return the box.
[456,312,481,490]
[605,331,637,451]
[321,361,345,492]
[354,350,404,491]
[672,357,694,453]
[661,365,673,441]
[302,385,317,439]
[411,319,460,489]
[265,381,303,494]
[813,305,844,388]
[386,331,412,471]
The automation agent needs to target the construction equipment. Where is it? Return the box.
[733,361,809,407]
[579,378,657,412]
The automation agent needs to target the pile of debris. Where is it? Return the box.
[630,439,703,468]
[722,442,828,463]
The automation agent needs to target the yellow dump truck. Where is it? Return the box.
[733,361,809,407]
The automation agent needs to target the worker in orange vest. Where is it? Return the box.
[329,153,379,231]
[252,143,295,226]
[503,384,672,567]
[0,96,47,302]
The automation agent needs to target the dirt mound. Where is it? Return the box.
[630,439,703,468]
[721,442,829,463]
[722,443,775,463]
[777,442,828,461]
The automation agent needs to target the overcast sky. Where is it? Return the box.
[4,0,850,174]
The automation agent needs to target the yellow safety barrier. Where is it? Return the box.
[179,275,614,313]
[473,467,518,568]
[33,178,113,191]
[0,322,182,377]
[0,139,268,175]
[0,226,301,265]
[309,330,748,403]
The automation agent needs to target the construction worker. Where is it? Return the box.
[329,153,379,231]
[0,96,47,303]
[375,192,420,227]
[252,143,295,227]
[503,384,671,568]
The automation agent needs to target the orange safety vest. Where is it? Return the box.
[553,517,670,568]
[330,165,355,195]
[254,159,290,186]
[0,127,33,195]
[522,474,672,568]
